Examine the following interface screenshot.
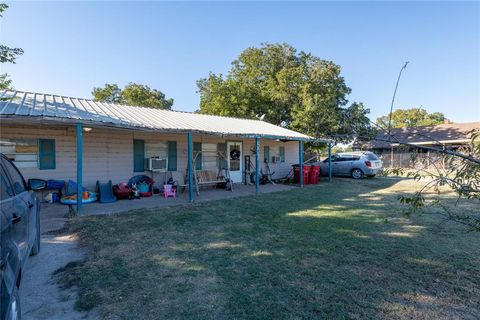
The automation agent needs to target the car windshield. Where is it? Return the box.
[365,153,379,160]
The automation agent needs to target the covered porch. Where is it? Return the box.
[0,90,334,216]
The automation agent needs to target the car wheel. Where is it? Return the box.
[7,286,21,320]
[351,168,364,179]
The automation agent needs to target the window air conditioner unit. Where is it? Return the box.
[146,157,167,172]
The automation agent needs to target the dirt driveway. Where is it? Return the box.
[20,205,97,320]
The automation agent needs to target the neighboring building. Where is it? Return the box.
[353,122,480,169]
[0,90,314,202]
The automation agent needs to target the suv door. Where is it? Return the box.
[343,155,360,175]
[335,156,352,176]
[0,157,31,262]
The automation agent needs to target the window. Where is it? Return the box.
[264,146,270,163]
[324,155,339,163]
[1,157,26,194]
[167,141,177,171]
[133,139,145,172]
[279,146,285,163]
[0,139,38,168]
[145,141,168,159]
[38,139,56,169]
[194,142,202,170]
[202,143,217,169]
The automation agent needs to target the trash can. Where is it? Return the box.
[309,165,320,184]
[292,164,310,185]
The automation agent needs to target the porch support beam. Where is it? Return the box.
[255,137,260,193]
[299,140,304,187]
[187,132,194,202]
[328,142,332,182]
[76,123,83,214]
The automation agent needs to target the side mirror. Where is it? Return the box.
[27,179,47,191]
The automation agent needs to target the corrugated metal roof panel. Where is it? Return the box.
[0,90,312,140]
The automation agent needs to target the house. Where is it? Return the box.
[0,90,326,208]
[353,122,480,168]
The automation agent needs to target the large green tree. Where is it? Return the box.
[0,3,24,89]
[197,43,371,141]
[376,107,448,129]
[92,83,173,110]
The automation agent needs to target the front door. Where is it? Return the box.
[227,142,243,183]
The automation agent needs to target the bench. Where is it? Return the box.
[196,170,225,186]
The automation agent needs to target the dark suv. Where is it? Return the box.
[1,154,41,320]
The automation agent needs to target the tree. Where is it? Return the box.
[0,73,12,90]
[0,3,24,89]
[197,43,371,142]
[92,83,173,110]
[91,83,122,103]
[382,129,480,231]
[376,107,449,129]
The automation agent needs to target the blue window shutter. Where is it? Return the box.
[194,142,202,170]
[167,141,177,171]
[133,139,145,172]
[38,139,56,170]
[264,146,270,163]
[279,146,285,162]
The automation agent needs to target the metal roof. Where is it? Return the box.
[0,90,313,141]
[354,122,480,149]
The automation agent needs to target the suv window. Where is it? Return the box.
[0,166,14,200]
[1,157,26,194]
[324,155,339,163]
[365,153,379,161]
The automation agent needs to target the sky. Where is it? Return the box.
[1,1,479,123]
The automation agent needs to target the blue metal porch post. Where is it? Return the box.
[187,132,194,202]
[299,140,304,187]
[76,123,83,214]
[255,137,260,193]
[328,142,332,182]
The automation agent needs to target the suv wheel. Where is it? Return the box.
[7,286,21,320]
[351,168,364,179]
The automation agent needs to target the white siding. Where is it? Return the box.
[1,125,299,189]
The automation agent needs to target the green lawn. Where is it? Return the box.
[56,178,480,319]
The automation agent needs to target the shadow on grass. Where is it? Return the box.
[55,178,480,319]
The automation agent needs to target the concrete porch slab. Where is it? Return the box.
[40,183,296,217]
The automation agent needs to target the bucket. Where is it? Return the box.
[52,192,60,203]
